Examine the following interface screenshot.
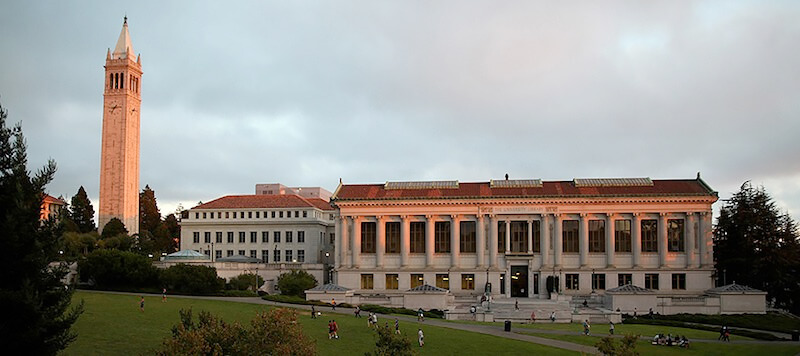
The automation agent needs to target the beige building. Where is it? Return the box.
[40,194,66,222]
[99,17,142,234]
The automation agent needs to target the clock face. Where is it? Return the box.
[106,99,121,114]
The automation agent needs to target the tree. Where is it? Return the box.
[156,308,315,356]
[163,213,180,252]
[62,231,99,259]
[595,334,639,356]
[0,102,83,354]
[161,264,225,295]
[78,249,160,289]
[101,217,128,239]
[277,269,318,297]
[714,182,800,313]
[228,273,264,291]
[366,323,415,356]
[139,185,161,235]
[68,186,95,233]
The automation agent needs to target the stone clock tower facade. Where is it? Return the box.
[99,17,142,234]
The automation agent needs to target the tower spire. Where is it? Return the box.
[113,16,134,59]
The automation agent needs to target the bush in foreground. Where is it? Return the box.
[595,334,639,356]
[156,308,315,356]
[366,323,415,356]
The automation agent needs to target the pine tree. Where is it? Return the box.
[68,186,96,233]
[139,185,161,235]
[0,103,83,354]
[714,181,800,313]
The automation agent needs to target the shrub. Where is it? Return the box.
[595,334,639,356]
[78,249,160,289]
[227,273,264,291]
[160,264,224,296]
[276,270,317,297]
[366,323,415,356]
[359,305,443,319]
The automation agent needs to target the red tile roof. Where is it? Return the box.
[42,194,66,204]
[334,179,717,201]
[194,194,334,211]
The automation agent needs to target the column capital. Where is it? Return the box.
[476,214,485,221]
[685,212,695,216]
[632,212,640,217]
[606,212,616,218]
[659,212,669,217]
[451,214,461,220]
[400,214,410,220]
[376,215,385,221]
[700,211,710,216]
[579,212,588,218]
[425,214,435,220]
[338,215,348,222]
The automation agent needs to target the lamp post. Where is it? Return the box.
[325,251,331,284]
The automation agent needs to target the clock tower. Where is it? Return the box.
[99,17,142,234]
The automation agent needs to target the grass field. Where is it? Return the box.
[510,321,752,340]
[64,291,575,355]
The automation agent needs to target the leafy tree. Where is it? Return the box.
[68,186,95,233]
[0,103,83,354]
[161,264,224,295]
[78,249,160,289]
[228,273,265,291]
[595,334,639,356]
[62,231,99,259]
[139,185,161,234]
[101,217,128,239]
[156,308,315,356]
[277,269,318,297]
[366,323,415,356]
[97,233,134,251]
[714,182,800,313]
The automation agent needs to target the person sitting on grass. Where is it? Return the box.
[679,336,690,348]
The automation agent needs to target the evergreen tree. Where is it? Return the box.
[139,185,161,235]
[714,181,800,313]
[162,213,180,252]
[0,103,83,354]
[68,186,96,233]
[101,217,128,239]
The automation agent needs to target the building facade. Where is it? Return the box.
[40,194,66,222]
[179,184,337,287]
[331,177,718,301]
[99,17,142,234]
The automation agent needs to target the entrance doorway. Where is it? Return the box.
[510,266,528,298]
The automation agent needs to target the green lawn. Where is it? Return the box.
[512,321,752,340]
[64,292,576,355]
[521,331,800,356]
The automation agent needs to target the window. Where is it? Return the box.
[615,220,632,252]
[497,221,506,251]
[286,231,293,243]
[672,273,686,290]
[273,231,281,243]
[592,273,606,290]
[216,232,222,243]
[641,220,658,252]
[248,212,252,219]
[250,232,257,243]
[294,211,299,218]
[462,274,475,290]
[238,232,245,243]
[202,212,207,219]
[436,274,449,289]
[261,250,269,263]
[286,211,291,218]
[566,274,579,290]
[225,212,229,218]
[386,274,399,289]
[361,222,376,253]
[255,211,260,218]
[262,231,269,243]
[195,212,199,219]
[618,273,632,286]
[203,250,210,256]
[410,222,425,253]
[510,221,528,252]
[330,233,335,245]
[434,221,450,253]
[285,250,293,262]
[532,220,541,252]
[589,220,605,253]
[204,232,211,243]
[386,222,400,253]
[460,221,476,253]
[218,212,221,219]
[297,250,305,262]
[263,211,268,218]
[274,250,280,262]
[668,219,685,252]
[250,250,257,259]
[238,250,245,256]
[193,232,199,243]
[216,250,222,259]
[227,250,234,257]
[227,232,234,243]
[361,274,374,289]
[303,211,307,218]
[279,211,283,218]
[411,274,424,288]
[645,273,659,290]
[272,211,276,218]
[298,231,305,243]
[563,220,579,253]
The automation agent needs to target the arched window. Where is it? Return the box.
[120,73,123,89]
[109,74,113,89]
[114,73,118,89]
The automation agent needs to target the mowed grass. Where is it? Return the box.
[520,331,800,356]
[64,291,576,356]
[511,321,752,341]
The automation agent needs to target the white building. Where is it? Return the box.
[179,184,336,289]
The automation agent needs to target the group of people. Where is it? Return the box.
[651,333,690,348]
[366,312,379,327]
[718,325,731,342]
[327,320,339,339]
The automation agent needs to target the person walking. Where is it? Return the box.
[418,328,424,347]
[355,305,361,318]
[550,311,556,322]
[139,296,145,312]
[418,308,425,322]
[515,299,519,310]
[162,288,167,303]
[311,305,317,319]
[718,325,725,341]
[530,311,536,323]
[722,326,730,342]
[609,321,615,335]
[367,312,373,327]
[328,320,334,339]
[372,312,378,328]
[332,320,339,339]
[395,318,401,334]
[331,298,336,311]
[582,320,590,336]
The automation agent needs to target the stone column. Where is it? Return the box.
[352,216,361,268]
[553,214,563,267]
[335,215,344,268]
[336,216,350,267]
[505,220,511,254]
[606,213,615,268]
[489,215,498,268]
[540,214,550,268]
[527,219,534,254]
[579,213,589,267]
[376,216,386,268]
[658,213,668,268]
[401,215,410,267]
[685,213,697,268]
[451,215,461,268]
[700,212,711,267]
[476,214,486,268]
[632,213,641,268]
[425,215,435,267]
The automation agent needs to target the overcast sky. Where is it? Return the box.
[1,1,799,220]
